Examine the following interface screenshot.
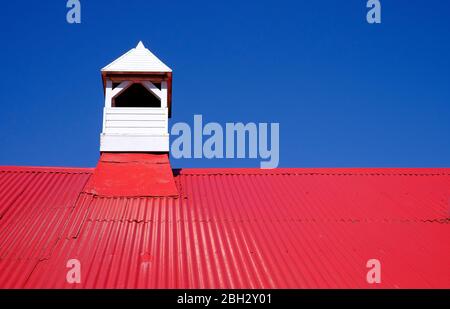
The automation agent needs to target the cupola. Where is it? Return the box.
[85,42,178,197]
[100,41,172,152]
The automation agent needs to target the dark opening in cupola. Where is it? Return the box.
[113,83,161,108]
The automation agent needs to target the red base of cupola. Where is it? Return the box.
[84,152,178,197]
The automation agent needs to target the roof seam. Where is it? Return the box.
[181,173,450,176]
[60,177,95,241]
[81,218,449,224]
[22,259,43,288]
[81,192,181,199]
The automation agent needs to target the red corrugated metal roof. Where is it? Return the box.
[0,166,449,288]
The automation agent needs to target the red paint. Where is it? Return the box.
[0,166,449,288]
[84,153,178,197]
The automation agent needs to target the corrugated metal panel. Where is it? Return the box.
[0,168,92,288]
[1,167,449,288]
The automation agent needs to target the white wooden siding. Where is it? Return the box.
[103,107,168,135]
[100,134,169,152]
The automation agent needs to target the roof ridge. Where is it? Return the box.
[175,168,450,176]
[2,166,449,176]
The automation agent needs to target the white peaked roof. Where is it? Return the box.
[102,41,172,73]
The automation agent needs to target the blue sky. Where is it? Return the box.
[0,0,449,168]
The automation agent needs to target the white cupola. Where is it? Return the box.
[100,41,173,152]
